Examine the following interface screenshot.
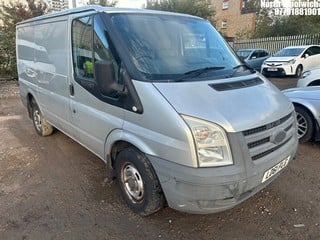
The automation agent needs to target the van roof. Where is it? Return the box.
[17,5,200,25]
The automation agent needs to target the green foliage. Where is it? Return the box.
[270,15,320,36]
[252,7,274,38]
[252,0,320,38]
[146,0,214,23]
[0,0,48,77]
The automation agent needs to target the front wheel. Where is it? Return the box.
[32,102,53,136]
[115,147,165,216]
[295,105,314,143]
[295,65,303,78]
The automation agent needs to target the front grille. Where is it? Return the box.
[243,112,296,161]
[266,63,282,67]
[247,137,269,149]
[243,113,292,136]
[251,137,292,161]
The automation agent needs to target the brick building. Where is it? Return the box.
[213,0,256,39]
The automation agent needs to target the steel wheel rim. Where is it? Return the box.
[296,112,307,139]
[121,163,144,203]
[33,109,42,132]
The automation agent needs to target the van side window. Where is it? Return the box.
[72,16,94,80]
[93,15,119,82]
[72,15,119,94]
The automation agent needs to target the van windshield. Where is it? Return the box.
[111,13,243,81]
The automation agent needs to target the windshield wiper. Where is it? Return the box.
[230,64,255,77]
[175,66,225,82]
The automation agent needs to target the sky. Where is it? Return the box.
[70,0,146,9]
[116,0,146,8]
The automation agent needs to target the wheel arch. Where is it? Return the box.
[293,102,317,123]
[25,85,42,119]
[293,102,318,140]
[104,129,157,179]
[26,92,36,119]
[307,79,320,86]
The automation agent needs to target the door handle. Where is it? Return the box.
[69,83,74,96]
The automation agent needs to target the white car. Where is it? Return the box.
[261,45,320,77]
[297,67,320,87]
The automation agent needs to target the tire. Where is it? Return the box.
[261,69,269,77]
[295,65,303,78]
[115,147,165,216]
[32,102,54,136]
[295,105,314,143]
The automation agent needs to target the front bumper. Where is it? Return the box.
[261,65,296,76]
[148,133,298,214]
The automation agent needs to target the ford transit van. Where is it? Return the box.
[16,6,298,216]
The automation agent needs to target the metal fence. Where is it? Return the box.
[232,34,320,54]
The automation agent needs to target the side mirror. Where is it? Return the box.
[95,60,124,96]
[304,53,309,58]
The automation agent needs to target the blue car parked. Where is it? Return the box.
[236,48,270,71]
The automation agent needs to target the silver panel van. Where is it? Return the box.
[16,6,298,216]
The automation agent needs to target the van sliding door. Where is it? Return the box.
[26,19,70,131]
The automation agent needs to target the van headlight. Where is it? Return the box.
[182,115,233,167]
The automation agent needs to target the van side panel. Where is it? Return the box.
[123,81,198,167]
[17,24,37,105]
[17,18,70,132]
[69,83,125,159]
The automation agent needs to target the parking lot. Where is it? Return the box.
[0,78,319,240]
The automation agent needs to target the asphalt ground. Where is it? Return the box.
[1,78,319,240]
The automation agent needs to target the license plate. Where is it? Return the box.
[267,68,278,71]
[261,156,290,183]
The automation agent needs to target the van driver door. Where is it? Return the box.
[68,14,125,159]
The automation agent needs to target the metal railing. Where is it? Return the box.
[232,33,320,54]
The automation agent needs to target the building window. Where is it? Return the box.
[221,20,228,29]
[223,0,229,9]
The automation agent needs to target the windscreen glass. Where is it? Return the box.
[111,13,243,81]
[236,50,251,59]
[274,48,304,57]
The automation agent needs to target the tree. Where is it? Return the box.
[253,5,274,38]
[0,0,48,77]
[252,0,320,37]
[146,0,214,23]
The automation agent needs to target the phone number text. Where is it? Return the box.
[274,8,320,15]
